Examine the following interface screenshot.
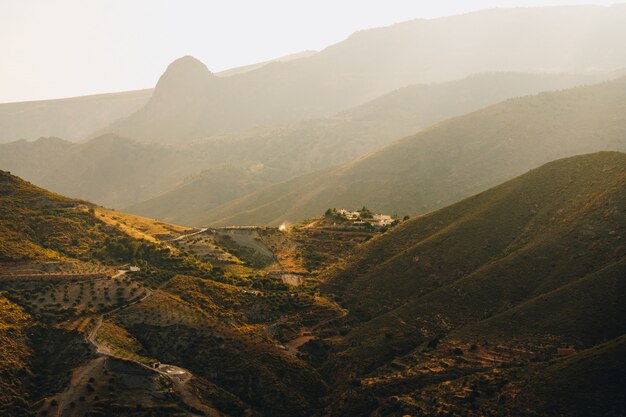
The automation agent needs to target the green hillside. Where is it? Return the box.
[202,76,626,226]
[0,170,209,278]
[0,154,624,417]
[0,172,341,417]
[0,169,98,261]
[314,152,626,416]
[325,151,625,364]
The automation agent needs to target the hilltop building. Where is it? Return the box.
[330,208,397,228]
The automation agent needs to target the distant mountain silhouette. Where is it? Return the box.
[202,76,626,226]
[101,5,626,144]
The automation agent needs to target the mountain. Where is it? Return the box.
[0,134,210,208]
[215,50,317,77]
[0,173,340,417]
[320,151,626,416]
[126,71,612,224]
[0,51,315,144]
[202,76,626,226]
[125,164,280,225]
[101,4,626,144]
[3,72,607,216]
[2,5,626,146]
[0,89,151,144]
[0,169,196,265]
[1,153,624,416]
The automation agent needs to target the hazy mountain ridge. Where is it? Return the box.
[0,89,152,144]
[3,71,609,215]
[125,70,614,224]
[0,51,317,145]
[100,4,626,145]
[202,75,626,226]
[0,134,209,208]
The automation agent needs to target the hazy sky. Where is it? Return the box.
[0,0,619,103]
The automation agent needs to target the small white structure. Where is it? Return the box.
[372,214,394,227]
[129,266,141,272]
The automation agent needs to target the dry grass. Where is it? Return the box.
[93,207,193,243]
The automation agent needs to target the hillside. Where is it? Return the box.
[0,134,210,208]
[202,76,626,226]
[3,72,606,214]
[509,334,626,417]
[0,170,208,274]
[0,89,151,144]
[100,5,626,144]
[0,169,99,262]
[0,172,216,416]
[0,154,624,416]
[0,173,350,417]
[318,152,626,416]
[0,51,317,145]
[126,71,611,224]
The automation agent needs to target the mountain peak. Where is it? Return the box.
[154,56,214,98]
[165,55,211,75]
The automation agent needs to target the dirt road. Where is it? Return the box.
[50,270,220,417]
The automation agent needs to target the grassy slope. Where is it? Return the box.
[93,207,193,243]
[322,152,625,373]
[202,76,626,226]
[0,169,210,288]
[0,169,96,261]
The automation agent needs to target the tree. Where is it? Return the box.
[359,206,373,219]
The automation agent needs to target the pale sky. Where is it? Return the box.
[0,0,619,103]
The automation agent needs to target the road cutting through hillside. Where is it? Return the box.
[170,227,209,241]
[51,270,220,417]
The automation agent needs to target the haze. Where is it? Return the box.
[1,2,626,417]
[0,0,619,103]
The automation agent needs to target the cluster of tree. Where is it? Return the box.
[95,235,167,263]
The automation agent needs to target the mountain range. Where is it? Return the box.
[1,151,623,416]
[322,151,626,416]
[201,75,626,226]
[98,4,626,145]
[1,6,626,415]
[0,71,615,214]
[3,5,626,147]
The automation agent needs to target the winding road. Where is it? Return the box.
[51,270,219,417]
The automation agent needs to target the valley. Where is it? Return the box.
[1,4,625,416]
[1,151,624,416]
